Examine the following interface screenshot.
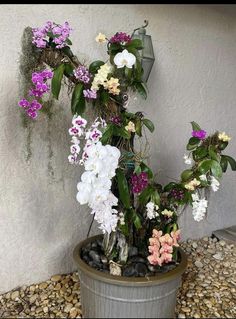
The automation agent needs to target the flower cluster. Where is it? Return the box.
[18,69,53,118]
[83,89,97,99]
[73,65,91,84]
[191,193,208,222]
[210,176,220,192]
[131,172,148,194]
[110,116,122,126]
[170,189,185,200]
[68,115,120,233]
[184,178,200,191]
[110,32,131,44]
[32,21,72,49]
[18,99,42,119]
[91,63,112,91]
[146,202,159,220]
[114,49,136,69]
[218,132,231,142]
[192,130,207,140]
[148,229,180,266]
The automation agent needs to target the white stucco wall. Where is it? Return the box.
[0,4,236,293]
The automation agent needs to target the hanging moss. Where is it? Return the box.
[18,27,42,161]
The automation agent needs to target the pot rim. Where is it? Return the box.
[73,234,188,287]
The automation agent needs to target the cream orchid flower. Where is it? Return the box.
[114,49,136,69]
[218,132,231,142]
[125,121,136,133]
[95,33,106,43]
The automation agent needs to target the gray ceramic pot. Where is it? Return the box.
[73,235,187,318]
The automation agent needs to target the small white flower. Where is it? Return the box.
[114,49,136,69]
[210,176,220,192]
[146,201,159,220]
[70,144,80,154]
[199,174,207,182]
[191,192,208,222]
[183,154,192,165]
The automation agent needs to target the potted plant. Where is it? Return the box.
[18,21,236,318]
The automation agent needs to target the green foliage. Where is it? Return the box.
[116,168,131,209]
[64,64,74,77]
[133,81,147,99]
[181,169,193,182]
[192,146,208,161]
[221,155,236,171]
[191,121,201,131]
[71,83,85,115]
[126,39,143,50]
[89,60,105,74]
[51,64,65,99]
[186,137,200,151]
[142,118,155,132]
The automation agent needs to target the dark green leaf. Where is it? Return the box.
[151,190,160,206]
[142,118,155,133]
[223,155,236,171]
[191,121,201,131]
[208,145,219,161]
[138,185,153,205]
[198,159,213,174]
[187,137,200,150]
[71,83,85,115]
[100,125,113,145]
[51,64,65,99]
[218,141,228,151]
[163,182,177,192]
[113,126,131,139]
[66,38,72,45]
[192,146,208,161]
[133,213,142,230]
[116,168,131,209]
[134,82,147,99]
[181,169,193,182]
[89,60,105,74]
[61,46,74,58]
[134,165,142,174]
[64,64,74,77]
[135,119,142,137]
[220,156,228,173]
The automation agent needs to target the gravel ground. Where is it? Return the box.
[0,236,235,318]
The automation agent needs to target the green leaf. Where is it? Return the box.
[163,182,177,192]
[126,39,143,50]
[208,145,219,162]
[135,118,142,137]
[142,118,155,133]
[187,137,200,150]
[134,82,147,99]
[211,160,223,179]
[191,121,201,131]
[151,190,160,206]
[100,124,113,144]
[198,159,213,174]
[138,185,153,205]
[192,146,208,161]
[71,83,85,115]
[113,126,131,139]
[223,155,236,171]
[116,168,131,209]
[133,213,142,230]
[134,165,142,174]
[89,60,105,74]
[220,156,228,173]
[64,64,74,77]
[140,162,153,179]
[181,169,193,182]
[66,38,72,45]
[51,64,65,99]
[218,141,228,151]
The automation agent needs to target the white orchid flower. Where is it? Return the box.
[114,49,136,69]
